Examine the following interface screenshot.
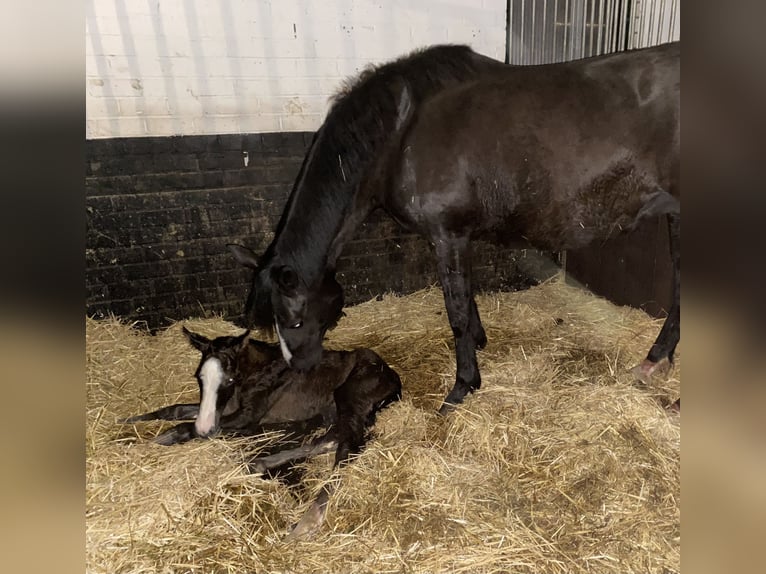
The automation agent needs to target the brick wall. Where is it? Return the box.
[86,133,542,329]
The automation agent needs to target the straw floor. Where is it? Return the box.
[86,279,680,573]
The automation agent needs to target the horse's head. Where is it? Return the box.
[183,327,250,438]
[269,265,344,371]
[229,244,344,371]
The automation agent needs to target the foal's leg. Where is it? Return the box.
[288,367,400,540]
[121,403,199,423]
[248,430,338,474]
[153,422,197,445]
[434,236,482,412]
[634,212,680,382]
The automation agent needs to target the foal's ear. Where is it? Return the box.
[228,244,259,270]
[272,265,300,294]
[182,326,211,351]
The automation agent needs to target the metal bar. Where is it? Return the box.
[520,0,525,64]
[670,0,680,40]
[529,1,540,64]
[563,0,570,60]
[542,0,548,63]
[649,0,657,46]
[507,0,513,63]
[588,0,595,56]
[604,0,611,53]
[596,0,605,54]
[581,0,588,57]
[553,0,559,61]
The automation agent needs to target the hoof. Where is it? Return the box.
[249,459,267,474]
[631,357,672,384]
[437,401,457,416]
[286,501,326,541]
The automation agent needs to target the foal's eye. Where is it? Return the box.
[289,321,303,329]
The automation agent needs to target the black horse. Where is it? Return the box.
[231,43,680,411]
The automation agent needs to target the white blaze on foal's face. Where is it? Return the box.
[195,357,224,436]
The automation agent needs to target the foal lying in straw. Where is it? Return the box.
[123,327,401,538]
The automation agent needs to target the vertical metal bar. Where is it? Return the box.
[670,0,678,41]
[553,0,559,61]
[581,0,587,57]
[529,0,540,64]
[596,0,605,54]
[588,0,596,56]
[603,0,610,53]
[542,0,548,62]
[506,0,514,64]
[520,0,525,63]
[563,0,570,61]
[648,0,657,46]
[657,0,666,43]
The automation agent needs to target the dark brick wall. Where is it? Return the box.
[86,132,541,329]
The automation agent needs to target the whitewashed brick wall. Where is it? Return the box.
[86,0,507,138]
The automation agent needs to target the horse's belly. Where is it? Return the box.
[478,160,670,251]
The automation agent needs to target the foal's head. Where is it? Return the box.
[183,327,250,438]
[229,245,344,371]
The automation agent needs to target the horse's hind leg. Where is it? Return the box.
[634,212,680,382]
[434,236,482,412]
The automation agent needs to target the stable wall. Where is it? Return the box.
[85,0,539,329]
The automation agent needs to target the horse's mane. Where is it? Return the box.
[250,45,501,327]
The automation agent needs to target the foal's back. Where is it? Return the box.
[243,346,393,426]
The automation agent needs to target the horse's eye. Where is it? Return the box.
[290,321,303,329]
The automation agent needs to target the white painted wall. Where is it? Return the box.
[86,0,507,139]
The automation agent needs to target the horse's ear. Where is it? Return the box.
[228,244,259,270]
[182,326,210,351]
[271,265,300,294]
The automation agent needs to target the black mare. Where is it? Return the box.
[231,43,680,412]
[123,327,401,538]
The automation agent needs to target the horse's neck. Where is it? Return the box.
[271,157,370,282]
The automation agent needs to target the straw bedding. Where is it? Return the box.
[86,279,680,574]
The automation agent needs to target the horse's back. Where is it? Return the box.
[390,43,680,249]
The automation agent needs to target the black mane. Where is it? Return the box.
[249,45,502,327]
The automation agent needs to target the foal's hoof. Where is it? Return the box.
[285,501,327,541]
[631,357,672,384]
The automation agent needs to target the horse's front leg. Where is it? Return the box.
[634,212,680,382]
[435,236,481,413]
[469,298,487,350]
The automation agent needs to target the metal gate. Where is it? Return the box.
[506,0,681,64]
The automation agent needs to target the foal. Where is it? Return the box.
[123,327,401,537]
